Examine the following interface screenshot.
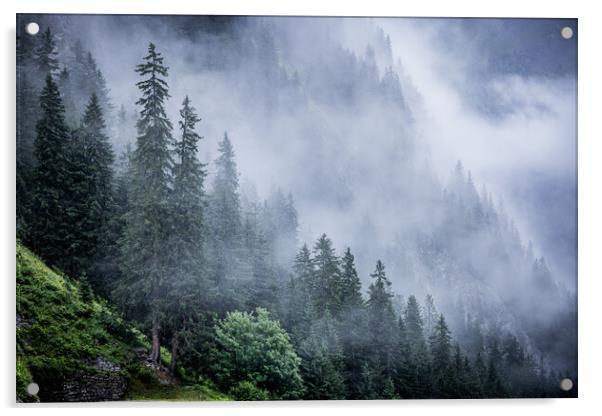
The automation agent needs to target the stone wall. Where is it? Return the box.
[41,356,127,402]
[60,372,127,402]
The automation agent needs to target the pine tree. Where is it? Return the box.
[403,295,432,397]
[67,93,116,287]
[337,247,366,398]
[312,234,342,316]
[366,260,398,398]
[285,244,315,344]
[207,132,242,306]
[164,96,208,373]
[429,314,453,397]
[33,27,59,79]
[298,313,347,399]
[339,248,363,309]
[30,75,72,267]
[115,43,173,364]
[423,294,438,339]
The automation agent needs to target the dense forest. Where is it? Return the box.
[16,15,576,400]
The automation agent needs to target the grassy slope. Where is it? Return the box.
[16,242,228,402]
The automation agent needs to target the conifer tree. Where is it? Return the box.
[339,248,363,309]
[33,27,59,79]
[30,75,72,267]
[337,247,366,398]
[207,132,242,304]
[285,244,315,343]
[298,313,347,399]
[423,294,438,339]
[366,260,398,397]
[116,43,173,364]
[429,314,453,397]
[312,234,342,316]
[164,96,208,373]
[403,295,432,397]
[67,93,116,286]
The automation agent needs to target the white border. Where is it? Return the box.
[2,1,600,415]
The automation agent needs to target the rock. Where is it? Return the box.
[60,372,127,402]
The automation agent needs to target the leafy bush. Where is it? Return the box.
[211,308,304,399]
[228,381,270,401]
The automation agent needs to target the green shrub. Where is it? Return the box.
[211,308,304,399]
[229,381,270,401]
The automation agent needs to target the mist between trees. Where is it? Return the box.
[16,15,577,399]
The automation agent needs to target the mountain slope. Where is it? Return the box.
[16,242,228,402]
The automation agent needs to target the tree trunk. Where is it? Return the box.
[169,333,178,374]
[150,319,161,364]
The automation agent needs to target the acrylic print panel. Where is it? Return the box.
[15,14,577,402]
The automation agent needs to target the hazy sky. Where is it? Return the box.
[377,18,577,288]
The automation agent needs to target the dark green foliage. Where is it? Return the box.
[65,94,116,286]
[401,295,432,398]
[29,75,74,268]
[115,43,174,362]
[311,234,342,316]
[339,248,364,309]
[163,96,209,373]
[211,308,304,399]
[298,314,347,399]
[429,315,453,397]
[228,381,270,401]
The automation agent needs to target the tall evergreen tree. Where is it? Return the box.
[67,93,116,287]
[366,260,398,398]
[312,234,342,316]
[339,248,363,309]
[207,132,242,308]
[164,96,208,373]
[403,295,432,397]
[285,244,315,344]
[30,75,72,267]
[298,313,347,399]
[33,27,59,80]
[337,247,366,398]
[429,314,453,397]
[423,294,438,339]
[115,43,173,364]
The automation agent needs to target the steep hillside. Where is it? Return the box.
[16,243,228,402]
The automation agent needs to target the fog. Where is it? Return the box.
[26,14,577,372]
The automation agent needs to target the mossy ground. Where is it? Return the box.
[16,242,228,402]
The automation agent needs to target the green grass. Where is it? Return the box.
[15,242,229,402]
[127,378,229,401]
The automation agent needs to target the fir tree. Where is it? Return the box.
[339,248,363,309]
[115,43,173,364]
[164,96,208,373]
[207,132,242,306]
[312,234,342,316]
[429,314,453,397]
[67,93,116,287]
[33,27,59,79]
[366,260,398,397]
[337,247,366,398]
[403,295,432,397]
[30,75,72,267]
[423,294,438,339]
[298,313,347,399]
